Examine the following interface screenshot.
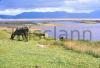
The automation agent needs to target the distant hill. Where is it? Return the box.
[0,11,100,19]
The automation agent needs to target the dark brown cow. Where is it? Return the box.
[10,27,29,41]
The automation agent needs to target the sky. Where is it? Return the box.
[0,0,100,15]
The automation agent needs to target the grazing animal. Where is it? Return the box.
[59,36,64,41]
[33,32,45,39]
[10,27,29,41]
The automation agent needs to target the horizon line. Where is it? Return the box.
[0,18,100,21]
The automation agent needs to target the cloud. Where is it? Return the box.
[0,0,63,9]
[0,0,99,15]
[64,0,100,3]
[78,0,100,4]
[0,0,100,10]
[77,0,92,3]
[64,0,100,10]
[0,8,94,15]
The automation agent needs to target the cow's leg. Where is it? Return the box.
[17,35,21,41]
[10,33,16,40]
[43,34,45,39]
[22,34,25,40]
[25,34,28,42]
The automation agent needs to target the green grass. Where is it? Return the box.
[0,30,100,68]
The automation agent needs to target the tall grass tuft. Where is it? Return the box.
[63,40,100,58]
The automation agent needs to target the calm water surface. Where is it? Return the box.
[42,22,100,41]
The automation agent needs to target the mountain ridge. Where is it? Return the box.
[0,11,100,19]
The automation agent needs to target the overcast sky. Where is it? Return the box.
[0,0,100,15]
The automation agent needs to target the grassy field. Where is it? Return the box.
[0,29,100,68]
